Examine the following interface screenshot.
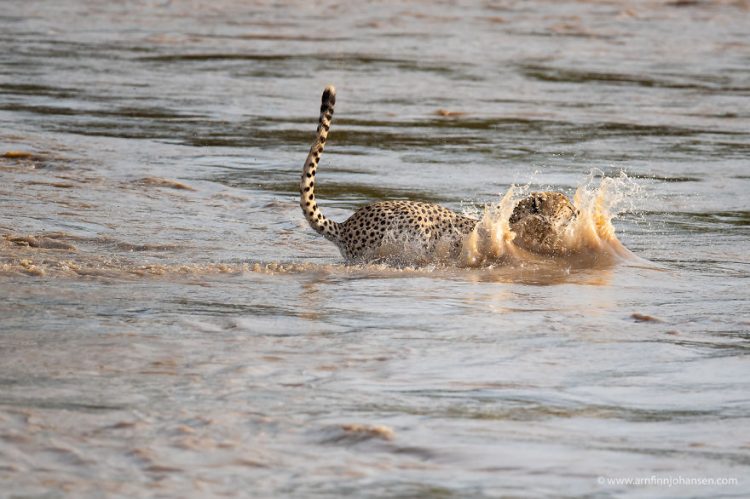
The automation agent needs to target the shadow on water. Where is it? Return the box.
[209,168,452,205]
[138,52,467,77]
[169,298,300,319]
[5,96,746,160]
[0,397,125,412]
[373,397,722,423]
[647,210,750,232]
[520,64,750,93]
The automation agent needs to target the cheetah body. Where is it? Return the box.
[300,85,578,263]
[338,200,477,261]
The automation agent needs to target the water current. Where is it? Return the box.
[1,1,749,497]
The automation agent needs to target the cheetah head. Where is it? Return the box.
[508,191,579,254]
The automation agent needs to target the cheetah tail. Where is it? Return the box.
[300,85,342,243]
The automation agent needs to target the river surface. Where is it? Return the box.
[1,1,749,497]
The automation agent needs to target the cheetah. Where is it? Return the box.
[300,85,579,263]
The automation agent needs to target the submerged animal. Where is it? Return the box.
[300,85,578,262]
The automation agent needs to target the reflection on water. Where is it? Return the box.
[1,0,749,497]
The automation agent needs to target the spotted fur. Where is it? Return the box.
[300,86,578,262]
[509,191,579,254]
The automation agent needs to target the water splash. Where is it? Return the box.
[568,170,641,252]
[461,171,641,268]
[460,187,521,267]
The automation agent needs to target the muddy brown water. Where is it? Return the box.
[1,1,749,497]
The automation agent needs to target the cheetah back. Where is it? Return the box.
[339,201,477,261]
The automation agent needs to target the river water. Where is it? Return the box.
[1,1,749,497]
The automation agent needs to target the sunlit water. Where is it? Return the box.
[1,1,749,497]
